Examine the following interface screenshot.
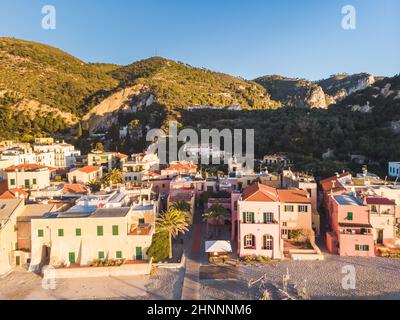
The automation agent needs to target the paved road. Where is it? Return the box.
[181,206,204,300]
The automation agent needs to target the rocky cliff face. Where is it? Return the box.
[254,75,329,109]
[317,73,376,102]
[254,73,378,109]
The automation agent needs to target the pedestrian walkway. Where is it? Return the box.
[181,224,203,300]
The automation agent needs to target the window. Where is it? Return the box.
[347,212,353,221]
[75,228,81,236]
[37,229,44,237]
[33,178,37,185]
[116,251,123,259]
[284,205,294,212]
[371,205,377,212]
[24,179,30,188]
[138,219,145,225]
[264,212,274,223]
[243,212,254,223]
[98,251,105,260]
[58,229,64,237]
[10,179,15,186]
[355,245,369,251]
[263,235,273,250]
[299,205,308,213]
[97,226,104,236]
[112,225,119,236]
[244,234,254,247]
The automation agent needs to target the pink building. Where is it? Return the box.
[326,193,374,257]
[237,184,282,259]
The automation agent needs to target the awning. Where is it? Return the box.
[205,241,232,253]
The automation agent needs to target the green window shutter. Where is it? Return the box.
[98,251,105,260]
[58,229,64,237]
[365,245,369,251]
[347,212,353,221]
[68,252,75,264]
[75,228,81,236]
[112,225,119,236]
[263,212,267,223]
[243,212,246,223]
[10,179,15,186]
[116,251,123,259]
[97,226,103,236]
[37,229,44,237]
[251,212,255,223]
[355,244,360,251]
[33,178,37,185]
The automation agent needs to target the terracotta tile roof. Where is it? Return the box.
[77,166,101,174]
[365,197,395,205]
[320,172,351,192]
[62,184,89,194]
[242,183,279,202]
[5,163,56,172]
[165,162,197,172]
[277,189,311,204]
[115,153,128,159]
[0,188,28,199]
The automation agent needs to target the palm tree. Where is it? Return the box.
[169,201,191,216]
[102,168,123,186]
[87,179,102,193]
[156,209,189,259]
[202,204,230,237]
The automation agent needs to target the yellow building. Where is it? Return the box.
[30,203,156,271]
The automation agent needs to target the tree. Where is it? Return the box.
[146,231,170,262]
[156,209,189,259]
[102,168,123,186]
[202,204,230,237]
[94,142,104,152]
[169,201,191,215]
[87,179,102,192]
[76,122,82,139]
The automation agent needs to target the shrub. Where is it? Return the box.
[146,231,170,262]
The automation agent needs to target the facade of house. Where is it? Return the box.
[33,141,81,168]
[30,203,156,270]
[365,197,396,245]
[67,166,102,184]
[326,193,374,257]
[161,161,197,178]
[0,199,25,275]
[237,184,282,259]
[3,164,53,190]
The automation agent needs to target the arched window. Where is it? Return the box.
[263,235,273,250]
[244,234,255,248]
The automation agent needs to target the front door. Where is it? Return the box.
[135,247,143,260]
[377,230,384,245]
[69,252,76,264]
[15,256,20,266]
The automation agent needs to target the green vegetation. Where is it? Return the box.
[156,209,189,259]
[146,231,170,262]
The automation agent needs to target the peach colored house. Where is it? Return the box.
[326,193,374,257]
[237,184,282,259]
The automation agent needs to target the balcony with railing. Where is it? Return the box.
[128,223,153,236]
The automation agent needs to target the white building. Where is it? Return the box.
[3,164,53,191]
[33,142,81,168]
[67,166,103,184]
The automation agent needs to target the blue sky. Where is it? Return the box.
[0,0,399,80]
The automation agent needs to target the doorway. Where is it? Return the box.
[377,230,384,245]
